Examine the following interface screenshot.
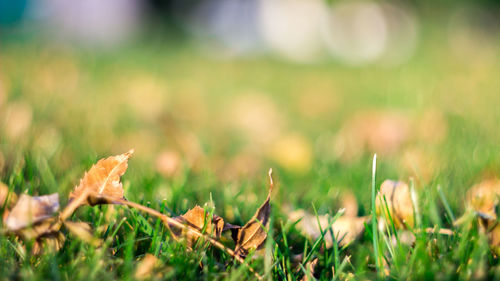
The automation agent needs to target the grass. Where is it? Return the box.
[1,23,500,280]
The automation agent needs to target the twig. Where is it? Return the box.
[93,194,263,280]
[420,227,453,236]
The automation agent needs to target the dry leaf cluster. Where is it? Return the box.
[3,148,500,279]
[0,150,272,279]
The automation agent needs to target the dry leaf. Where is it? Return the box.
[466,178,500,219]
[32,231,65,255]
[135,254,160,280]
[300,257,318,281]
[64,221,102,247]
[376,180,414,229]
[234,170,273,257]
[391,230,416,247]
[68,149,134,206]
[172,205,225,246]
[269,134,312,173]
[5,193,60,234]
[289,210,368,247]
[465,179,500,254]
[334,111,411,162]
[0,181,17,209]
[340,191,358,218]
[155,150,182,177]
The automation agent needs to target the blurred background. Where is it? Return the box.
[1,0,500,214]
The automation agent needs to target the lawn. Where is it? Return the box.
[1,23,500,280]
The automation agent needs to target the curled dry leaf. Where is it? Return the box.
[233,169,273,257]
[64,220,102,247]
[465,179,500,254]
[289,210,369,247]
[376,180,415,229]
[4,193,60,235]
[135,254,161,280]
[62,150,134,220]
[466,178,500,219]
[172,205,225,246]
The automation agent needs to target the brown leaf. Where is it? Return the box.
[68,149,134,206]
[300,258,318,281]
[234,169,273,257]
[134,254,160,280]
[171,205,225,246]
[32,231,65,255]
[334,111,411,162]
[466,178,500,219]
[289,210,368,247]
[340,191,358,218]
[465,179,500,254]
[4,193,60,234]
[64,221,102,247]
[155,150,182,178]
[375,180,414,229]
[0,181,17,209]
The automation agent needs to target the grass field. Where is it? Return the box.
[1,24,500,280]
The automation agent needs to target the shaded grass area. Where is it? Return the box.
[1,27,500,280]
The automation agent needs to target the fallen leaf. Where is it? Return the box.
[465,179,500,254]
[340,191,358,218]
[289,209,368,247]
[466,178,500,219]
[4,193,60,233]
[172,205,225,246]
[155,150,182,177]
[68,149,134,206]
[269,134,312,173]
[300,257,318,281]
[334,111,411,162]
[32,231,65,255]
[391,230,416,247]
[376,180,415,229]
[234,169,273,257]
[135,254,160,280]
[0,181,17,209]
[64,220,102,247]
